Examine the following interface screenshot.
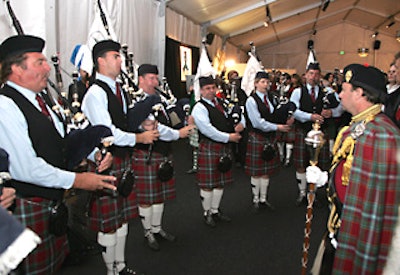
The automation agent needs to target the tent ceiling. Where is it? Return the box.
[167,0,400,51]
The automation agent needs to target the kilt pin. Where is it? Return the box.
[88,156,138,233]
[13,197,69,275]
[245,131,281,177]
[196,139,233,189]
[132,149,176,205]
[292,123,331,171]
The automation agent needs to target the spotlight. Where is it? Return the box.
[386,21,395,28]
[397,30,400,43]
[263,21,269,27]
[322,0,330,12]
[371,32,379,38]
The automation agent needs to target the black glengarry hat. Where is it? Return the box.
[343,63,386,99]
[92,40,121,62]
[307,62,321,71]
[199,75,215,88]
[255,71,269,79]
[0,35,45,62]
[138,64,159,76]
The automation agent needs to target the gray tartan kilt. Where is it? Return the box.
[196,139,233,189]
[245,131,281,177]
[88,156,138,233]
[292,124,331,171]
[13,197,69,275]
[131,149,176,205]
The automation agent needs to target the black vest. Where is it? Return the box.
[198,98,235,142]
[384,87,400,128]
[134,95,172,156]
[245,93,276,138]
[297,85,324,132]
[0,85,65,200]
[94,80,131,158]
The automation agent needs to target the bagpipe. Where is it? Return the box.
[267,92,297,124]
[4,0,114,172]
[322,87,340,109]
[215,76,243,126]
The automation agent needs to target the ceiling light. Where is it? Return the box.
[371,31,379,38]
[386,21,395,28]
[322,0,330,12]
[396,31,400,43]
[358,48,369,57]
[263,21,269,27]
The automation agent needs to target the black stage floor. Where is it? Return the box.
[60,139,329,275]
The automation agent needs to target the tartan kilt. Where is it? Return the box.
[131,149,176,205]
[245,131,281,177]
[197,139,233,189]
[13,197,69,275]
[292,124,331,171]
[276,127,295,143]
[88,156,138,233]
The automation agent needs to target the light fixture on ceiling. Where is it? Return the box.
[371,31,379,38]
[322,0,331,12]
[397,30,400,42]
[358,48,369,57]
[386,20,395,28]
[263,20,269,27]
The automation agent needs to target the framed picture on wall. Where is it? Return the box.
[180,46,192,81]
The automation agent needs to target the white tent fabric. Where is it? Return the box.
[0,0,163,87]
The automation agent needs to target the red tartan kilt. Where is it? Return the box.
[292,124,331,170]
[196,140,233,189]
[245,131,281,177]
[13,197,69,275]
[131,149,176,205]
[88,156,138,233]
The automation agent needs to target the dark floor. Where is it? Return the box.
[59,139,329,275]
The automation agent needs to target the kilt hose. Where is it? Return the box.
[292,124,331,171]
[131,149,176,205]
[13,197,69,275]
[88,156,138,233]
[245,131,281,177]
[196,139,233,189]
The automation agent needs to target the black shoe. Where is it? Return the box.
[252,201,260,213]
[260,200,275,211]
[119,266,145,275]
[154,229,176,242]
[212,211,231,223]
[144,231,159,251]
[295,193,306,206]
[186,167,197,174]
[204,211,216,227]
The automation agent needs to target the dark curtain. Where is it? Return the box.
[165,36,199,100]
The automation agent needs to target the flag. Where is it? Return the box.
[194,46,216,101]
[213,48,226,76]
[241,52,263,96]
[87,1,118,50]
[306,49,317,69]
